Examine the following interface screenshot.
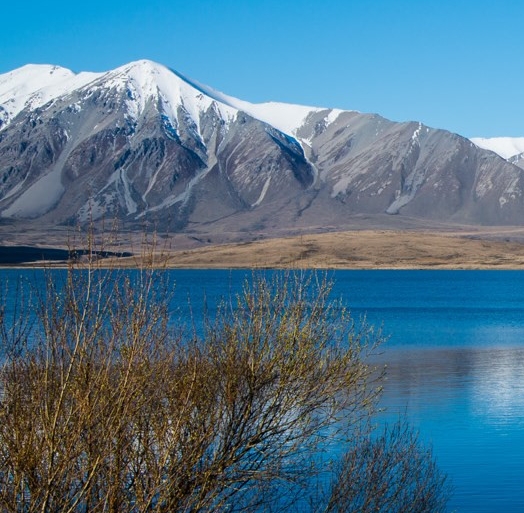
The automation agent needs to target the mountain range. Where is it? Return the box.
[1,59,523,245]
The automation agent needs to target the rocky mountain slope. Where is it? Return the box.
[1,60,523,243]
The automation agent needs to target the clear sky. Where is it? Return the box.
[2,0,523,138]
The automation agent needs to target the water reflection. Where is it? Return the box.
[469,349,524,427]
[375,346,524,512]
[378,346,524,424]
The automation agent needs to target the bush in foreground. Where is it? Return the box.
[0,256,450,512]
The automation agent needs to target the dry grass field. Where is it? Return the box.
[5,228,524,269]
[150,230,524,269]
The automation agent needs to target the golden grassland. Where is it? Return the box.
[5,229,524,269]
[115,230,524,269]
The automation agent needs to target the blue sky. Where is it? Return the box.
[2,0,523,137]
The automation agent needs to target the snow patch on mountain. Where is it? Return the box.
[171,67,343,137]
[238,101,321,136]
[252,176,272,207]
[326,109,344,125]
[471,137,524,160]
[411,122,422,142]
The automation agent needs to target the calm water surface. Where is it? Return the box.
[2,269,524,512]
[171,269,524,513]
[337,270,524,513]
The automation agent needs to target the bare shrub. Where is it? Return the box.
[0,249,450,512]
[320,420,451,513]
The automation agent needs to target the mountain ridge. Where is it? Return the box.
[1,59,524,244]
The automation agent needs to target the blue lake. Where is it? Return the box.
[167,269,524,513]
[2,268,524,512]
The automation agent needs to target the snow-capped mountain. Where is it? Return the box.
[0,64,100,128]
[1,59,524,242]
[0,60,328,147]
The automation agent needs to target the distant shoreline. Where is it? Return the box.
[4,230,524,270]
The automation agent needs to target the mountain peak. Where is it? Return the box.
[1,59,524,234]
[100,61,331,137]
[0,64,100,129]
[1,63,75,78]
[95,59,239,129]
[109,59,172,79]
[0,63,75,107]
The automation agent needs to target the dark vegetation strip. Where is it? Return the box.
[0,246,132,265]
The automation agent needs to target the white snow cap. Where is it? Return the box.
[0,64,100,124]
[97,60,239,129]
[99,60,330,136]
[471,137,524,160]
[0,59,342,138]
